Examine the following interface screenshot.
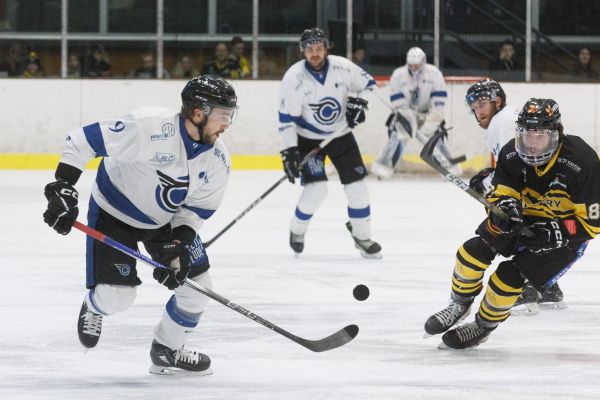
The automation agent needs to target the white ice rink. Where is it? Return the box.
[2,170,600,400]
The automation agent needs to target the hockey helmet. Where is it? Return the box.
[515,98,562,166]
[181,74,238,123]
[466,79,506,107]
[299,27,329,51]
[406,47,426,72]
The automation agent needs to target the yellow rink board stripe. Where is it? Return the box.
[0,153,487,170]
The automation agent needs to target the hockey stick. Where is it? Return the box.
[203,130,344,248]
[372,88,466,165]
[419,130,533,237]
[73,221,358,352]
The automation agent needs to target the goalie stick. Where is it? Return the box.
[419,129,533,237]
[204,129,344,248]
[73,221,358,352]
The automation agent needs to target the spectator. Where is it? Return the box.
[170,54,199,79]
[570,47,599,82]
[82,45,111,78]
[130,52,169,79]
[202,42,242,79]
[21,51,43,78]
[229,36,251,78]
[0,43,26,76]
[352,46,367,70]
[490,39,520,72]
[67,54,81,78]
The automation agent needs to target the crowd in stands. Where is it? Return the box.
[0,36,598,82]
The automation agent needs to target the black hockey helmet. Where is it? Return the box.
[466,79,506,107]
[299,27,329,51]
[515,98,562,166]
[181,74,237,120]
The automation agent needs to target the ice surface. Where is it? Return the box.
[2,170,600,400]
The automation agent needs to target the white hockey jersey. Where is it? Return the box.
[278,55,376,148]
[388,64,447,114]
[486,105,518,162]
[59,106,230,232]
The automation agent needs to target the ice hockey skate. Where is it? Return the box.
[149,340,212,375]
[345,221,382,259]
[77,299,103,349]
[539,282,567,310]
[438,317,493,350]
[289,231,305,255]
[371,160,394,179]
[510,282,540,316]
[424,294,473,338]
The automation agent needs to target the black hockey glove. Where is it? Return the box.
[469,167,495,197]
[489,196,522,234]
[346,97,368,128]
[152,240,192,290]
[385,112,414,137]
[280,146,301,184]
[520,220,569,255]
[43,180,79,235]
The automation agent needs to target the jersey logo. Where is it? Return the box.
[109,121,125,132]
[409,87,420,107]
[198,171,209,185]
[151,123,176,141]
[114,264,131,276]
[309,97,341,125]
[152,152,175,163]
[155,170,189,213]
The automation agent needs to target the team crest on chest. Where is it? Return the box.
[155,170,189,213]
[309,97,341,125]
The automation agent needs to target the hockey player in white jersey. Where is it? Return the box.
[371,47,451,178]
[465,78,565,312]
[278,27,382,259]
[42,75,238,374]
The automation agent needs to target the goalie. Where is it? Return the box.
[371,47,452,178]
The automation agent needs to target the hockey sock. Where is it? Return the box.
[344,180,371,240]
[478,269,523,326]
[87,284,137,315]
[452,237,495,297]
[290,181,328,235]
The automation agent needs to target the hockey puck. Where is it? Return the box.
[353,284,370,301]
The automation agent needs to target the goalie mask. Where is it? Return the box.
[406,47,426,73]
[515,98,563,166]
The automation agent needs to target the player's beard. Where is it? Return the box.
[307,55,326,71]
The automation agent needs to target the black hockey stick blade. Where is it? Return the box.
[295,324,359,352]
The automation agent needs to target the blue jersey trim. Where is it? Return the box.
[295,116,329,134]
[367,79,376,88]
[165,295,201,328]
[430,90,448,98]
[304,59,329,85]
[85,197,100,288]
[83,122,108,157]
[278,112,296,123]
[348,205,371,218]
[96,160,158,225]
[390,92,405,101]
[182,204,216,220]
[295,207,313,221]
[179,115,214,160]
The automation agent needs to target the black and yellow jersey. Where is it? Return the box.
[490,135,600,241]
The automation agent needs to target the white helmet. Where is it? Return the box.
[406,47,426,72]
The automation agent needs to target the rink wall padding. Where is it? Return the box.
[1,79,598,173]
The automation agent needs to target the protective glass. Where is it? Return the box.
[515,126,559,166]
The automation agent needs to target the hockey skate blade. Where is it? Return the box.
[510,302,540,316]
[148,364,213,376]
[358,250,382,260]
[539,301,567,310]
[437,336,489,350]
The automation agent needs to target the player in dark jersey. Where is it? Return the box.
[424,98,600,349]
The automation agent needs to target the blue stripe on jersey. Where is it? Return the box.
[278,112,295,123]
[83,122,108,157]
[367,79,376,88]
[348,205,371,218]
[304,59,329,85]
[165,295,201,328]
[430,90,448,98]
[390,92,405,101]
[85,197,101,288]
[96,160,158,225]
[295,116,329,134]
[295,207,313,221]
[179,115,214,160]
[182,204,215,220]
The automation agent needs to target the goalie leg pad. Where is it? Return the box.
[290,181,328,235]
[153,271,212,350]
[344,180,371,240]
